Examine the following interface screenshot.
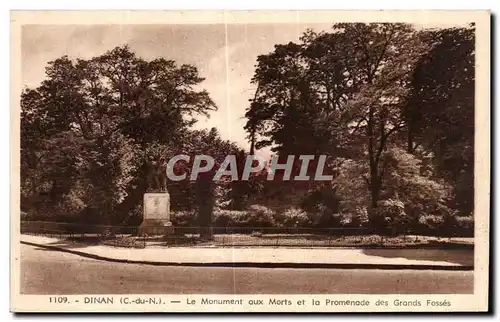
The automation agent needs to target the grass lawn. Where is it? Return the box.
[143,233,474,248]
[24,231,473,249]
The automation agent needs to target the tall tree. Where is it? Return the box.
[246,23,428,216]
[336,23,428,212]
[21,46,218,224]
[403,26,475,215]
[244,23,474,229]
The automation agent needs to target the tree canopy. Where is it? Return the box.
[21,23,476,237]
[245,23,475,231]
[21,46,244,225]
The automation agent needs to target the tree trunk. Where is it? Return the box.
[367,104,379,210]
[195,177,215,239]
[370,174,381,209]
[249,125,256,155]
[115,177,148,225]
[407,124,414,153]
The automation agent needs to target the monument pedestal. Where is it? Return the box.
[139,192,173,236]
[138,219,174,236]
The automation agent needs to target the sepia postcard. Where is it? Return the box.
[10,10,490,313]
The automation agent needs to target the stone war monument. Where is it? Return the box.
[139,156,174,236]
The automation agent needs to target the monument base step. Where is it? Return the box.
[139,220,174,236]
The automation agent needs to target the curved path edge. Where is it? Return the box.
[21,241,474,271]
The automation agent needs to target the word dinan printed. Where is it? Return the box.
[165,155,333,181]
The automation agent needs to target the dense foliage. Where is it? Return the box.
[244,23,475,236]
[21,46,248,227]
[21,23,475,237]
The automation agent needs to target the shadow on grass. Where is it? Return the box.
[35,241,98,250]
[42,235,106,249]
[362,248,474,266]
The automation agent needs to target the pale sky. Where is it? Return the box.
[21,23,334,155]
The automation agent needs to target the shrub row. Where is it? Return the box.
[170,205,474,237]
[171,205,311,229]
[23,204,474,237]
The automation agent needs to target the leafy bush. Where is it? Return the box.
[171,210,197,227]
[335,159,370,215]
[371,199,407,235]
[306,205,343,228]
[170,205,278,228]
[300,187,341,215]
[20,210,53,222]
[212,205,276,228]
[241,205,276,227]
[123,203,143,226]
[414,213,473,237]
[382,148,453,226]
[455,215,474,237]
[340,207,369,228]
[248,204,274,216]
[353,207,370,228]
[212,209,246,227]
[418,214,445,234]
[277,207,311,227]
[102,236,144,248]
[20,211,30,221]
